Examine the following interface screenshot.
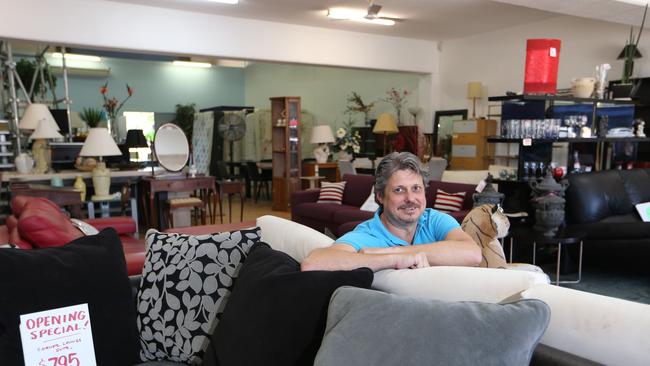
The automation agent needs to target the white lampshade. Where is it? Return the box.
[79,127,122,157]
[467,82,483,99]
[310,125,335,144]
[19,103,58,130]
[29,119,63,140]
[373,113,399,134]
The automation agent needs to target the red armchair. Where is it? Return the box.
[1,196,145,276]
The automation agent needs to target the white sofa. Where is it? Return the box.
[257,215,650,366]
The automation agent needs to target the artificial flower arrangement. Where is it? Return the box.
[100,82,134,121]
[332,119,361,155]
[383,87,409,125]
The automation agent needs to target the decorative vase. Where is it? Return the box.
[15,153,34,174]
[73,175,87,201]
[338,150,353,161]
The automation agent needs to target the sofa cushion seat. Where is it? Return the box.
[294,202,360,222]
[331,208,374,226]
[569,217,650,240]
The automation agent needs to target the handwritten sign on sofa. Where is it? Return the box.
[20,304,97,366]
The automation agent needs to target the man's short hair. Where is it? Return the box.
[374,152,428,206]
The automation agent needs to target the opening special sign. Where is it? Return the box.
[19,304,97,366]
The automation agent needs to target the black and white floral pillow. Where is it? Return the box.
[137,228,261,364]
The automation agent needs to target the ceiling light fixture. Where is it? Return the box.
[327,8,395,26]
[172,60,212,68]
[50,52,101,62]
[207,0,239,4]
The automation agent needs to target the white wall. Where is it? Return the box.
[439,15,647,115]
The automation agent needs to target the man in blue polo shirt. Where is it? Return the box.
[301,152,481,271]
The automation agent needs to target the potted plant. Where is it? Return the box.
[612,4,648,98]
[174,103,196,139]
[345,92,375,126]
[15,58,57,102]
[79,107,104,128]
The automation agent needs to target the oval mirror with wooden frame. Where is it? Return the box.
[154,123,189,172]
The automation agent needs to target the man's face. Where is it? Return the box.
[377,169,426,227]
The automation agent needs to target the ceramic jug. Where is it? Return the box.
[15,153,34,174]
[571,77,596,98]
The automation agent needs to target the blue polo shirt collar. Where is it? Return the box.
[371,208,428,246]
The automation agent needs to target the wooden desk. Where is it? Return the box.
[9,184,84,218]
[301,162,339,189]
[141,175,219,230]
[218,180,245,223]
[300,176,325,189]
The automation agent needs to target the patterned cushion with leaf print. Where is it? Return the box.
[137,228,261,364]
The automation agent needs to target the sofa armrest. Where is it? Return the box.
[291,189,321,207]
[521,284,650,365]
[86,217,136,236]
[448,209,470,224]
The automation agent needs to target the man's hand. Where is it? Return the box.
[360,247,429,269]
[395,252,430,269]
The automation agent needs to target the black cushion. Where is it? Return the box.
[0,228,139,366]
[214,242,373,366]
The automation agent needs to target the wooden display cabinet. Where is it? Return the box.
[270,96,302,211]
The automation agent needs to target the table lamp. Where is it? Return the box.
[79,127,122,200]
[310,125,335,164]
[467,81,483,119]
[28,118,63,174]
[373,113,399,155]
[124,129,149,162]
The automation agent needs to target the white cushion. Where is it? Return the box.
[256,215,334,262]
[521,284,650,366]
[372,266,549,303]
[359,187,379,212]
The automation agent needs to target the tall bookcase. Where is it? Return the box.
[270,97,301,211]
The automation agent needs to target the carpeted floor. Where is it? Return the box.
[533,246,650,305]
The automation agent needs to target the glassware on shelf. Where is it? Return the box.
[523,161,530,180]
[529,161,538,180]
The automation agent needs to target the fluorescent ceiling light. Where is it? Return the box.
[327,8,365,19]
[207,0,239,4]
[327,8,395,26]
[351,17,395,26]
[50,52,101,62]
[172,60,212,68]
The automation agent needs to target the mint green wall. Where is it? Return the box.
[52,57,245,114]
[243,62,422,129]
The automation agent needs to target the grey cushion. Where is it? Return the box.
[314,287,550,366]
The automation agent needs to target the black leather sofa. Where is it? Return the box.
[565,169,650,246]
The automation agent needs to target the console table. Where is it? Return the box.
[141,175,219,230]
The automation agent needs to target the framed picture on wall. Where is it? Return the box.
[433,109,467,160]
